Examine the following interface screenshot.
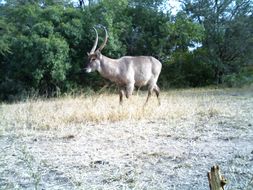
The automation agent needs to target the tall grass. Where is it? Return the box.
[1,87,251,132]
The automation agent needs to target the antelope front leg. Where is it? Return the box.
[145,84,154,105]
[119,87,125,105]
[125,83,134,99]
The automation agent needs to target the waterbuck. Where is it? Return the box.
[85,27,162,105]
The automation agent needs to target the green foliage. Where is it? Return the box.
[32,21,54,37]
[182,0,253,83]
[0,3,71,100]
[223,67,253,87]
[0,18,12,55]
[2,34,70,98]
[170,12,204,52]
[161,50,214,88]
[126,7,169,57]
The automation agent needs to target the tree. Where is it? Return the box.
[182,0,253,83]
[0,18,11,56]
[0,2,71,99]
[169,11,204,52]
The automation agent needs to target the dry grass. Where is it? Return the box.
[0,87,253,189]
[1,88,249,128]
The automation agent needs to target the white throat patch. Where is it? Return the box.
[86,68,92,73]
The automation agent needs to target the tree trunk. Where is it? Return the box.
[207,165,228,190]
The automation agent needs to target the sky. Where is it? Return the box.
[167,0,181,15]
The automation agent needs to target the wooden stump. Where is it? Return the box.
[207,165,228,190]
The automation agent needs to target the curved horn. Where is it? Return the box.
[98,26,108,52]
[90,27,98,54]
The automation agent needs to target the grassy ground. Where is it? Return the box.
[0,87,253,189]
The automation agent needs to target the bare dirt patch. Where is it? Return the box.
[0,88,253,189]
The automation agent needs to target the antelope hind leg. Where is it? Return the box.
[154,85,161,105]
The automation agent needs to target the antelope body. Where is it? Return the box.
[85,27,162,105]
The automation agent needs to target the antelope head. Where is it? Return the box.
[85,27,108,73]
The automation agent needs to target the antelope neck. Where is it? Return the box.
[98,55,120,80]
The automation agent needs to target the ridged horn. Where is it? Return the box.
[98,26,108,52]
[90,27,98,54]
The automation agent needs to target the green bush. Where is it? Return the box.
[223,69,253,87]
[160,51,215,88]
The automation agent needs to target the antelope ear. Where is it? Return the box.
[95,51,102,59]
